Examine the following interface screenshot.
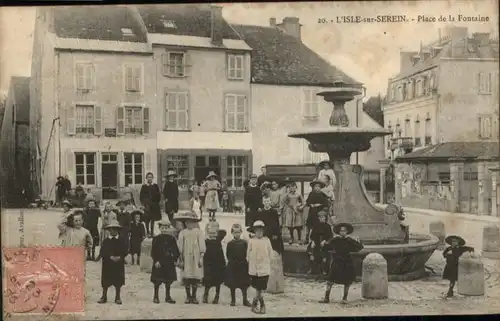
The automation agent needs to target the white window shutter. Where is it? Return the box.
[94,105,103,136]
[76,64,84,90]
[125,66,133,91]
[143,107,150,135]
[66,150,75,184]
[134,66,142,92]
[96,152,102,187]
[67,105,76,135]
[182,92,189,129]
[117,106,125,135]
[161,53,170,76]
[184,52,191,77]
[89,65,95,91]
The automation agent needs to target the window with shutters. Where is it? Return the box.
[75,152,96,185]
[124,107,143,134]
[424,117,432,145]
[224,94,248,132]
[414,119,421,147]
[75,105,94,134]
[162,52,186,77]
[478,72,492,94]
[226,156,246,188]
[227,54,244,80]
[478,115,493,139]
[75,63,95,92]
[303,89,320,119]
[124,64,143,92]
[165,91,189,130]
[124,153,143,185]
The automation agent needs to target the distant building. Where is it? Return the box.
[382,26,500,215]
[1,76,31,206]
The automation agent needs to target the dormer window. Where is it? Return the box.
[161,20,177,29]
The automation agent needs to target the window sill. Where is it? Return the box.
[478,136,493,140]
[163,74,187,78]
[303,115,320,121]
[227,77,245,81]
[163,128,191,132]
[478,92,492,95]
[76,89,93,94]
[222,130,250,133]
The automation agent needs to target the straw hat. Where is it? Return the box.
[445,235,466,246]
[310,179,326,188]
[247,220,266,233]
[173,210,201,222]
[206,171,217,179]
[104,220,122,229]
[165,170,177,177]
[130,209,144,217]
[333,222,354,235]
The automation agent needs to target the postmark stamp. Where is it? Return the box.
[2,246,85,318]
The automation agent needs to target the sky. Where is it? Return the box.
[0,0,498,98]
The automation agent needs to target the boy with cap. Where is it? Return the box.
[151,219,180,304]
[247,220,273,314]
[96,220,128,305]
[306,210,333,275]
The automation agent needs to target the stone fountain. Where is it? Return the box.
[284,80,439,281]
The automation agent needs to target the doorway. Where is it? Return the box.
[102,153,118,199]
[195,156,221,184]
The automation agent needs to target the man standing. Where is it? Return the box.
[163,170,179,223]
[140,172,162,238]
[244,174,263,228]
[257,166,271,187]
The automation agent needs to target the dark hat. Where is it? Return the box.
[333,222,354,235]
[445,235,466,246]
[173,210,201,222]
[130,209,144,217]
[310,179,326,188]
[165,170,177,177]
[104,220,122,230]
[62,200,73,208]
[249,174,258,179]
[318,160,331,168]
[247,220,266,233]
[57,176,64,180]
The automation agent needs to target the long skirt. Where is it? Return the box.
[266,251,284,294]
[204,190,219,211]
[284,207,304,228]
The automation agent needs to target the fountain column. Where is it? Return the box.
[378,159,392,204]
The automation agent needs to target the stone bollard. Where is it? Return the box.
[266,251,284,294]
[140,238,153,273]
[482,225,500,259]
[458,252,485,296]
[362,253,388,299]
[429,220,446,249]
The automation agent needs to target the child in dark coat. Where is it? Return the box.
[306,210,333,275]
[202,224,227,304]
[151,219,180,304]
[97,220,128,305]
[225,224,252,307]
[83,199,101,261]
[442,235,474,298]
[320,223,363,303]
[116,201,131,253]
[129,211,146,265]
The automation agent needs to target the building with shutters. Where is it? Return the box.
[381,26,500,215]
[30,6,157,200]
[30,5,385,203]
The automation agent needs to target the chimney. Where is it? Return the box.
[277,17,302,41]
[473,32,490,46]
[210,5,224,46]
[400,51,419,71]
[269,17,276,27]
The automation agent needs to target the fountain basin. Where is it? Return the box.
[282,233,440,281]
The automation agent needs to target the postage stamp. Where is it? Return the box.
[2,246,85,317]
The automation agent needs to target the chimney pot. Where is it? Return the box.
[270,17,276,27]
[277,16,302,41]
[210,5,224,46]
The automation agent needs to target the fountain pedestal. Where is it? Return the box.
[284,81,439,280]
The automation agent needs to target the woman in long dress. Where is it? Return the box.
[202,171,221,222]
[282,182,304,244]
